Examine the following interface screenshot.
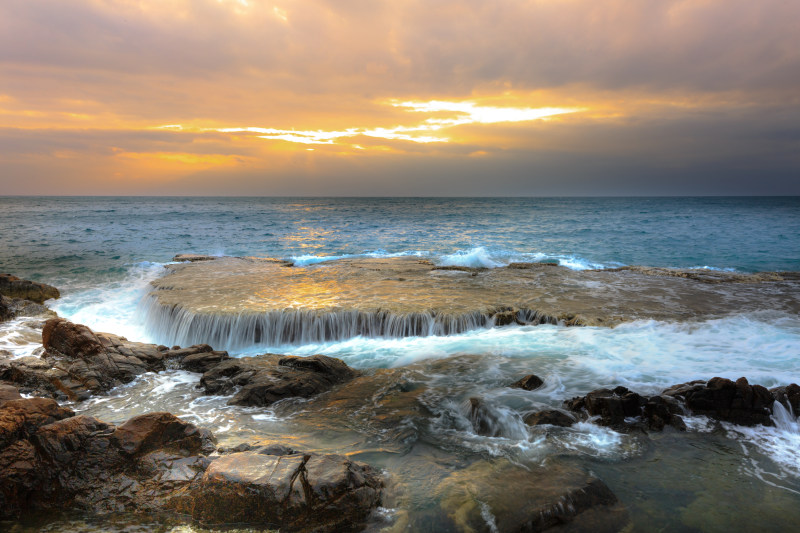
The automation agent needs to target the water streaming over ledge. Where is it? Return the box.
[139,293,556,349]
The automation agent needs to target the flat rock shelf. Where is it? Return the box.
[141,256,800,349]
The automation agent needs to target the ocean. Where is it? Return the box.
[1,196,800,532]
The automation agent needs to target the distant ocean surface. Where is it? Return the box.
[2,197,799,286]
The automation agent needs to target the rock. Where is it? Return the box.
[0,384,22,405]
[183,450,383,530]
[111,412,214,457]
[0,399,383,529]
[0,294,56,322]
[771,383,800,413]
[642,395,686,431]
[511,374,544,391]
[0,398,74,449]
[200,354,359,407]
[664,377,774,426]
[0,274,60,304]
[437,458,629,532]
[565,386,645,427]
[523,409,575,427]
[172,254,217,262]
[0,318,231,401]
[176,348,230,373]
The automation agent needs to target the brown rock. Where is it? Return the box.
[523,409,575,427]
[111,412,214,457]
[200,354,359,407]
[565,386,645,427]
[511,374,544,391]
[0,274,60,304]
[185,450,382,531]
[664,377,775,426]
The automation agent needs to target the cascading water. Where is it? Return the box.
[138,291,559,350]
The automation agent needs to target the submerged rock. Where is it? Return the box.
[0,399,383,531]
[436,458,629,532]
[524,409,576,428]
[200,353,359,407]
[510,373,544,391]
[0,274,60,304]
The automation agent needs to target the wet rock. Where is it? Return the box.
[664,377,774,426]
[437,458,629,532]
[771,383,800,413]
[0,294,56,322]
[565,386,646,427]
[511,374,544,391]
[111,412,214,456]
[0,384,22,405]
[0,399,384,529]
[201,354,359,407]
[467,397,505,437]
[0,398,74,448]
[523,409,575,427]
[0,274,60,304]
[177,349,230,373]
[0,318,230,401]
[184,450,383,531]
[642,395,687,431]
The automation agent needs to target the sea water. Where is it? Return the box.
[1,196,800,531]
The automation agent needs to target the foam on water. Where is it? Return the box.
[248,312,800,394]
[49,261,165,342]
[0,317,46,358]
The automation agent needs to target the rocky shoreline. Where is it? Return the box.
[2,273,800,532]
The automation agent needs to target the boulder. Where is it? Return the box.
[565,386,645,427]
[0,294,56,322]
[664,377,774,426]
[436,458,629,532]
[510,374,544,391]
[523,409,575,427]
[111,412,214,457]
[771,383,800,413]
[0,274,60,304]
[183,450,382,531]
[200,354,359,407]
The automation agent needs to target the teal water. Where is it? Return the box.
[1,197,799,293]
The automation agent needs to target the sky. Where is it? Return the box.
[1,0,799,196]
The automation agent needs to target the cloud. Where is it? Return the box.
[0,0,798,194]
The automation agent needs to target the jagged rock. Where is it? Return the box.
[200,354,359,407]
[664,377,774,426]
[466,397,505,437]
[0,318,230,401]
[437,458,629,532]
[0,274,60,304]
[523,409,575,427]
[0,399,383,532]
[0,294,56,322]
[771,383,800,413]
[511,374,544,391]
[642,395,686,431]
[182,450,382,530]
[565,386,646,427]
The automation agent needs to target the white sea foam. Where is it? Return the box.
[49,261,165,342]
[249,312,800,394]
